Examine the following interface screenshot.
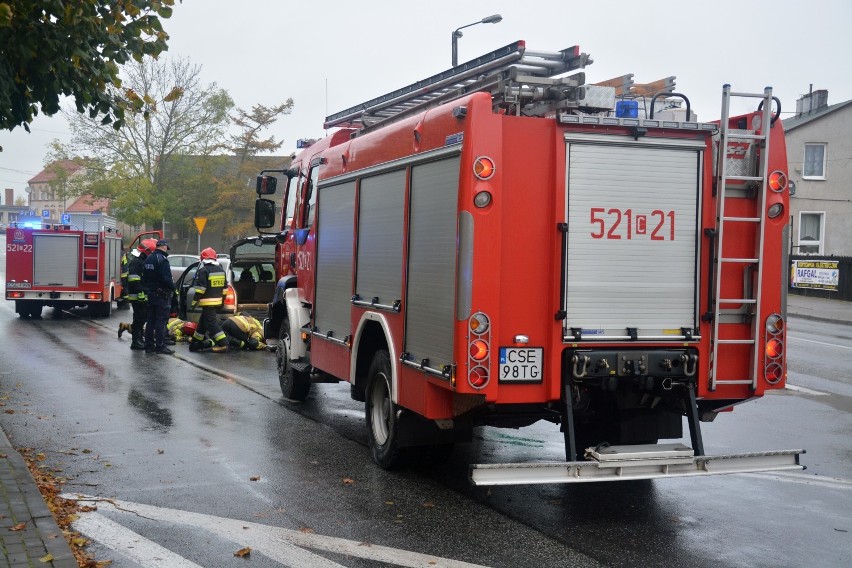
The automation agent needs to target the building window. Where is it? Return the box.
[803,143,826,179]
[798,212,824,254]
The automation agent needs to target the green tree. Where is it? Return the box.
[62,56,233,229]
[207,102,294,239]
[0,0,177,135]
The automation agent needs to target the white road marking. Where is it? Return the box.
[73,513,205,568]
[64,494,491,568]
[785,383,831,396]
[787,334,852,351]
[741,471,852,490]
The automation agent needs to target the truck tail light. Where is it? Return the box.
[467,312,492,389]
[85,293,101,300]
[223,285,236,308]
[8,291,24,299]
[469,366,489,389]
[470,340,488,361]
[764,313,784,384]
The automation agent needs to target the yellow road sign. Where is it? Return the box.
[193,217,207,234]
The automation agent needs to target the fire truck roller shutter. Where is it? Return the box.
[315,180,356,340]
[107,235,122,284]
[563,138,702,339]
[405,156,461,369]
[33,234,80,287]
[356,170,406,307]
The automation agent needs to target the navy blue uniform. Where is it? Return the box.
[141,249,175,352]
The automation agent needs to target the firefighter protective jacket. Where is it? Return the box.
[126,250,148,301]
[230,314,264,340]
[141,249,175,296]
[193,260,226,307]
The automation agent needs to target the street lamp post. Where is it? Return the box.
[451,14,503,67]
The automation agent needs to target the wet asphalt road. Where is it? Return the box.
[1,257,850,565]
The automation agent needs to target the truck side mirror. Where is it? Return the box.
[256,175,278,195]
[255,198,276,229]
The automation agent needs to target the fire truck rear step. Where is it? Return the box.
[469,445,804,486]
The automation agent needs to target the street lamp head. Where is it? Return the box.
[451,14,504,67]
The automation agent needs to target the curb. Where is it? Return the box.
[0,428,77,568]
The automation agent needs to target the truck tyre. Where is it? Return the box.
[365,349,406,469]
[90,300,112,318]
[276,316,311,400]
[28,302,43,319]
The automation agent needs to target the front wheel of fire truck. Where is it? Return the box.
[365,350,406,469]
[276,317,311,400]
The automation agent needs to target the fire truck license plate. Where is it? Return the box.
[498,348,543,382]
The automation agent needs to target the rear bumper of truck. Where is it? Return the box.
[470,443,804,485]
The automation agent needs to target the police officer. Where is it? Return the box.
[222,313,267,350]
[142,239,175,354]
[188,247,228,353]
[119,238,158,350]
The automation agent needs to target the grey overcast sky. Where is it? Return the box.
[2,0,851,204]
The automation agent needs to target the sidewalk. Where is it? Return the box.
[787,293,852,325]
[0,430,76,568]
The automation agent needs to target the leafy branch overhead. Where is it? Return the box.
[0,0,178,133]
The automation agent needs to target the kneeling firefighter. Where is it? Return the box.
[222,313,267,350]
[188,247,228,353]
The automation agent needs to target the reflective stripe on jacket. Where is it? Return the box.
[126,250,148,301]
[193,261,226,307]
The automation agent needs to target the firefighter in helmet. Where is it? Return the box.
[222,313,267,350]
[118,238,158,350]
[188,247,228,353]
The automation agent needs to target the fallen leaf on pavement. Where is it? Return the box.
[9,522,27,531]
[234,547,252,557]
[249,476,260,481]
[39,553,54,563]
[299,527,315,534]
[342,477,355,485]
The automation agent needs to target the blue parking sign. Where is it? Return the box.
[42,209,50,218]
[62,214,71,224]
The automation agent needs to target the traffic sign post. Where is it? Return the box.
[193,217,207,255]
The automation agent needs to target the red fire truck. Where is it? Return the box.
[253,41,803,483]
[5,213,124,318]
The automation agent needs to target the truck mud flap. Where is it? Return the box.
[469,444,804,486]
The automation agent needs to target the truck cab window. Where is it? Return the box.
[284,174,302,229]
[301,166,320,229]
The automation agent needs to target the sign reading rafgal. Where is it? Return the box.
[791,260,840,290]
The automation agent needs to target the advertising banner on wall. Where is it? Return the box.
[791,260,840,290]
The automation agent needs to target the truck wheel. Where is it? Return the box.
[365,350,406,469]
[276,316,311,400]
[28,303,43,319]
[90,300,112,318]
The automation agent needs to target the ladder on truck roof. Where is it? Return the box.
[323,40,594,131]
[706,85,777,391]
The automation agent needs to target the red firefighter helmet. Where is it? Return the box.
[200,247,217,260]
[181,321,198,336]
[140,238,158,253]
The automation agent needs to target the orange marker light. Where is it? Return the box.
[473,157,495,180]
[765,338,783,358]
[768,171,787,192]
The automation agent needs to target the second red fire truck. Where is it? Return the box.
[253,41,803,483]
[6,214,124,318]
